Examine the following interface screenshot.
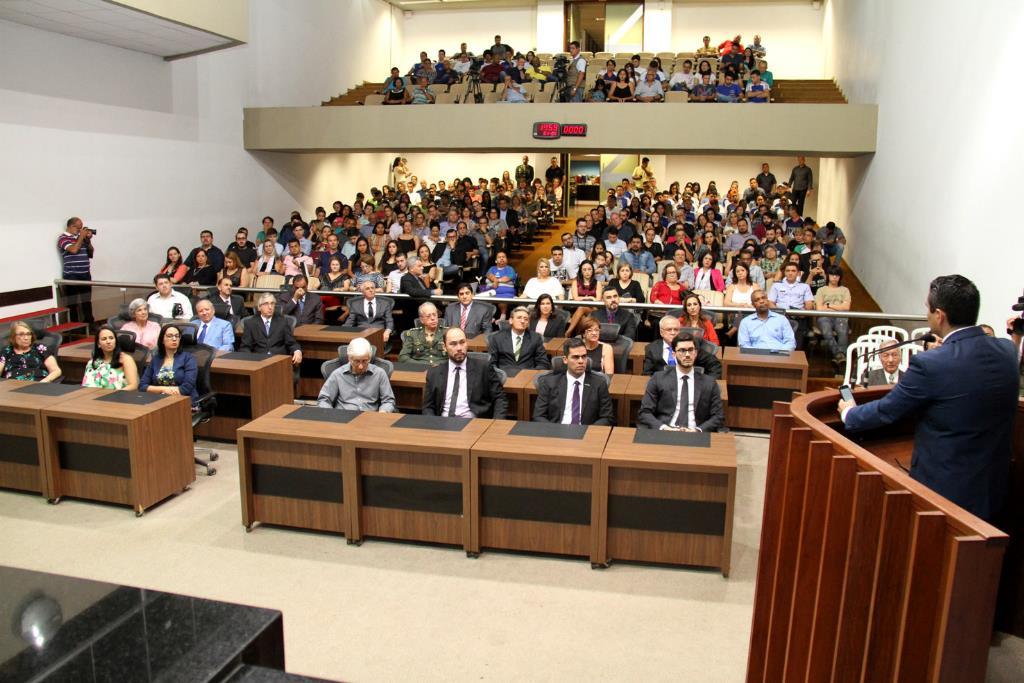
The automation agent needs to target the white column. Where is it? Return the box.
[643,0,672,52]
[536,0,564,53]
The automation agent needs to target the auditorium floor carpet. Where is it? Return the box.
[1,434,1021,682]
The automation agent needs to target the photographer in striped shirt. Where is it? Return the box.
[57,217,94,331]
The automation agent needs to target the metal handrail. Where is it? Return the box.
[53,279,927,322]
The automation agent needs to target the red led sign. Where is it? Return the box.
[532,122,588,139]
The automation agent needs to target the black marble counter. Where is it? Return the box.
[0,566,287,682]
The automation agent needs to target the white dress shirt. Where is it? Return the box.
[667,368,697,429]
[443,361,471,417]
[560,372,585,424]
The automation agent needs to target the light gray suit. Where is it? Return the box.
[443,301,494,337]
[863,368,903,387]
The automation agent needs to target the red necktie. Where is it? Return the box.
[460,305,469,330]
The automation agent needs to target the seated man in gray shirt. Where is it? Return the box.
[317,337,396,412]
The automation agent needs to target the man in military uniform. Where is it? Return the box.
[397,301,448,365]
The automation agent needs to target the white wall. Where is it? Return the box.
[643,1,674,52]
[672,1,824,78]
[536,0,564,53]
[816,0,1023,327]
[400,6,536,67]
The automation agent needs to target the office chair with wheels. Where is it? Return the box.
[336,344,393,378]
[468,351,507,385]
[114,330,150,368]
[598,322,633,374]
[180,330,219,476]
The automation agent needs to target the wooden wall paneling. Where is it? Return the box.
[893,510,947,681]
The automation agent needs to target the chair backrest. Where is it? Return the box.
[321,357,343,380]
[30,327,62,358]
[680,326,705,345]
[666,91,689,103]
[692,289,724,308]
[284,315,297,334]
[116,330,150,368]
[182,342,217,400]
[609,335,633,374]
[866,325,908,342]
[469,351,505,385]
[435,91,460,104]
[598,323,620,343]
[254,273,285,291]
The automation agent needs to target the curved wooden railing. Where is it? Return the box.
[746,388,1017,683]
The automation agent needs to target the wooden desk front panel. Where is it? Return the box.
[389,370,429,412]
[244,436,347,535]
[0,409,46,493]
[197,356,294,441]
[724,364,807,430]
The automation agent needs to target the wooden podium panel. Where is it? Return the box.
[0,380,99,495]
[469,421,612,563]
[41,390,194,515]
[722,347,807,430]
[342,412,492,549]
[236,404,356,536]
[599,428,736,575]
[294,324,384,398]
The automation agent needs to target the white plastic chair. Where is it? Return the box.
[910,326,931,341]
[867,325,908,342]
[844,340,883,386]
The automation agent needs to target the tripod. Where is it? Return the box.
[462,74,484,103]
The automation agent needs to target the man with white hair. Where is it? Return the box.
[317,337,396,412]
[239,292,302,365]
[397,301,448,364]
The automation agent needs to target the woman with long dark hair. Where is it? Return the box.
[82,325,139,390]
[139,324,198,406]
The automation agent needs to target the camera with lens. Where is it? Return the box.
[467,57,485,77]
[1011,290,1024,334]
[551,55,569,79]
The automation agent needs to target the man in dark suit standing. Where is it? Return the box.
[348,280,394,345]
[638,332,723,432]
[598,290,639,340]
[240,293,303,366]
[423,327,507,419]
[861,339,904,386]
[277,275,322,325]
[443,284,494,337]
[839,275,1018,521]
[489,306,551,370]
[533,338,614,425]
[643,316,722,378]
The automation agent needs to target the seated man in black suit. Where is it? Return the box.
[348,280,394,344]
[277,274,323,325]
[643,315,722,378]
[533,338,615,425]
[399,257,443,298]
[240,293,302,366]
[861,339,904,386]
[597,289,639,340]
[422,327,507,419]
[443,283,494,337]
[638,332,724,432]
[489,306,551,370]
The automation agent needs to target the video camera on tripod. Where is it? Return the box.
[462,57,486,103]
[551,55,574,102]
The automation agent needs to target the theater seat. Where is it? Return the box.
[364,94,384,106]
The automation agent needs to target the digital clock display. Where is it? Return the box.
[533,122,561,139]
[560,124,587,136]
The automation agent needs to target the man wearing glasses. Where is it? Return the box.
[637,331,724,432]
[239,293,302,366]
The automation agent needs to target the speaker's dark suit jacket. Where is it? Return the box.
[488,329,551,370]
[637,367,723,432]
[444,301,493,337]
[422,356,507,419]
[277,291,323,325]
[642,339,722,378]
[347,296,395,331]
[844,326,1019,520]
[532,370,615,426]
[240,315,300,356]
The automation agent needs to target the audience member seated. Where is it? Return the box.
[817,221,846,265]
[121,298,161,349]
[148,274,193,320]
[159,246,188,284]
[382,67,410,105]
[577,316,615,375]
[185,247,217,287]
[769,262,815,345]
[529,293,568,339]
[191,299,235,352]
[690,74,717,102]
[692,252,726,292]
[139,324,198,406]
[621,235,656,275]
[499,75,529,103]
[185,229,225,274]
[651,263,688,307]
[815,266,852,367]
[564,259,603,336]
[252,239,283,276]
[757,59,774,87]
[400,257,443,298]
[317,337,396,412]
[669,60,697,92]
[278,274,323,325]
[282,239,315,280]
[638,332,724,432]
[608,263,646,303]
[0,321,62,382]
[723,262,760,338]
[489,306,550,371]
[481,250,517,299]
[240,293,303,366]
[410,76,436,105]
[634,68,665,103]
[398,302,447,365]
[226,228,257,268]
[598,290,638,340]
[607,69,635,102]
[644,316,721,378]
[680,292,720,346]
[745,70,770,102]
[696,35,718,58]
[220,251,251,288]
[353,253,385,291]
[861,339,904,387]
[523,258,565,300]
[82,325,139,390]
[532,337,615,426]
[738,289,796,351]
[348,280,394,344]
[422,327,507,419]
[444,283,494,336]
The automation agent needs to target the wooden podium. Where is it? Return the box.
[746,388,1011,682]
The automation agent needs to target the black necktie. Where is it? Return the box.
[674,375,690,427]
[367,301,374,321]
[447,366,461,417]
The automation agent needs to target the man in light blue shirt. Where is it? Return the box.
[769,262,815,345]
[738,290,796,351]
[192,299,235,352]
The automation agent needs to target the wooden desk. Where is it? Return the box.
[722,347,807,430]
[467,333,488,353]
[502,368,544,420]
[598,428,736,575]
[294,325,384,398]
[41,390,193,515]
[621,375,728,428]
[344,412,493,549]
[0,381,98,496]
[469,421,612,564]
[629,341,648,374]
[58,345,294,442]
[236,404,356,537]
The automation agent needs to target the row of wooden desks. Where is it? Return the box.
[0,379,193,515]
[238,406,737,574]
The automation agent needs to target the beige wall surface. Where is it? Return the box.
[114,0,248,42]
[244,103,877,155]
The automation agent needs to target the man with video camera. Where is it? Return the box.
[58,217,95,331]
[1008,293,1024,397]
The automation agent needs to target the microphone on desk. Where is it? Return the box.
[857,333,935,386]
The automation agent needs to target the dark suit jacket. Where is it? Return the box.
[348,296,395,331]
[637,367,723,432]
[399,272,433,298]
[443,301,493,337]
[597,306,639,340]
[532,370,615,426]
[863,368,903,387]
[643,339,722,379]
[240,315,300,356]
[277,290,323,325]
[489,329,551,370]
[844,326,1018,520]
[422,356,507,419]
[530,314,568,340]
